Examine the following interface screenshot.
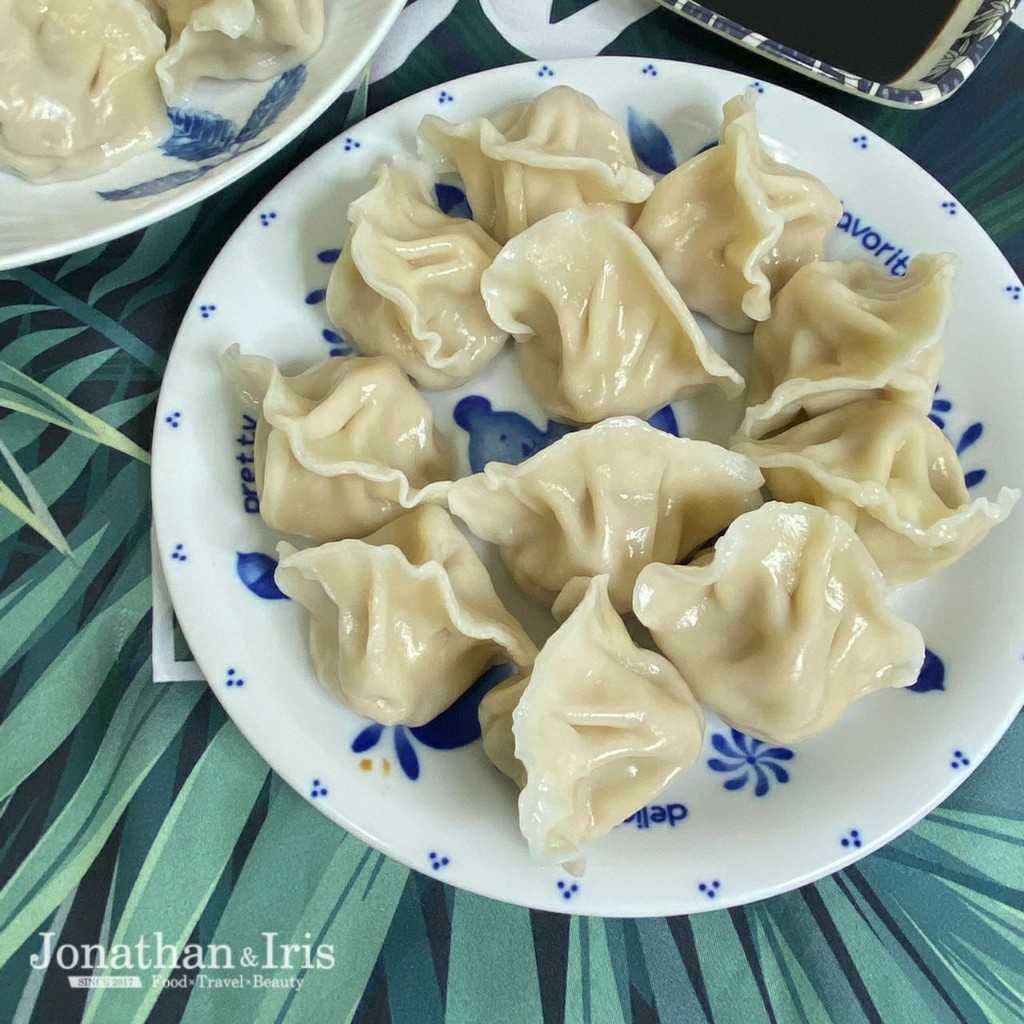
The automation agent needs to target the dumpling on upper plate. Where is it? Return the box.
[154,0,324,98]
[325,158,508,389]
[732,399,1020,586]
[478,575,704,875]
[418,85,654,244]
[739,253,956,440]
[633,502,926,746]
[276,506,537,727]
[222,345,452,542]
[481,209,745,425]
[634,90,842,334]
[447,416,764,615]
[0,0,169,181]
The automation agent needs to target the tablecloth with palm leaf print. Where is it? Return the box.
[2,3,1023,1022]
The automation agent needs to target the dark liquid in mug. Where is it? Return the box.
[706,0,969,82]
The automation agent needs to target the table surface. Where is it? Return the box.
[2,2,1023,1022]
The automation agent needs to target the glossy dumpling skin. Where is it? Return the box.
[222,345,452,542]
[633,502,926,746]
[418,85,654,244]
[276,506,537,727]
[479,575,704,875]
[634,90,842,334]
[732,399,1020,586]
[326,159,507,389]
[740,253,956,440]
[0,0,169,181]
[447,416,764,614]
[481,209,745,425]
[155,0,324,98]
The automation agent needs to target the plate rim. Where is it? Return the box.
[0,0,406,273]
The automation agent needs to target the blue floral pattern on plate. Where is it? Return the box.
[98,66,307,201]
[929,384,987,488]
[707,729,794,796]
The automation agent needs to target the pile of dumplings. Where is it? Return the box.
[0,0,325,181]
[223,84,1019,876]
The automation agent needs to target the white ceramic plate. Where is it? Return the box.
[152,57,1024,917]
[0,0,405,272]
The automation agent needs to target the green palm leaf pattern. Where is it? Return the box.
[1,3,1023,1022]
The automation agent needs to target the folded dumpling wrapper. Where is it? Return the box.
[482,209,745,425]
[0,0,169,180]
[276,506,538,727]
[448,416,764,614]
[733,399,1019,586]
[635,90,842,334]
[418,85,654,244]
[479,575,704,875]
[155,0,324,99]
[633,501,926,745]
[326,158,508,389]
[739,253,956,439]
[222,345,452,542]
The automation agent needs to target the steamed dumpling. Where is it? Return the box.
[633,502,926,745]
[740,254,956,439]
[155,0,324,98]
[732,399,1020,585]
[325,159,508,389]
[222,345,452,542]
[481,209,745,425]
[447,416,764,614]
[418,85,654,243]
[479,575,704,875]
[0,0,169,181]
[276,506,537,727]
[634,90,842,333]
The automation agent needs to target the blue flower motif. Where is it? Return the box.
[707,729,794,797]
[929,383,952,429]
[349,664,515,781]
[306,245,354,355]
[928,385,987,488]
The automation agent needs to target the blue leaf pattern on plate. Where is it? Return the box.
[98,166,212,201]
[956,421,983,454]
[394,727,421,781]
[235,552,289,600]
[235,65,307,146]
[352,723,385,753]
[161,109,238,161]
[627,108,677,174]
[100,66,305,201]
